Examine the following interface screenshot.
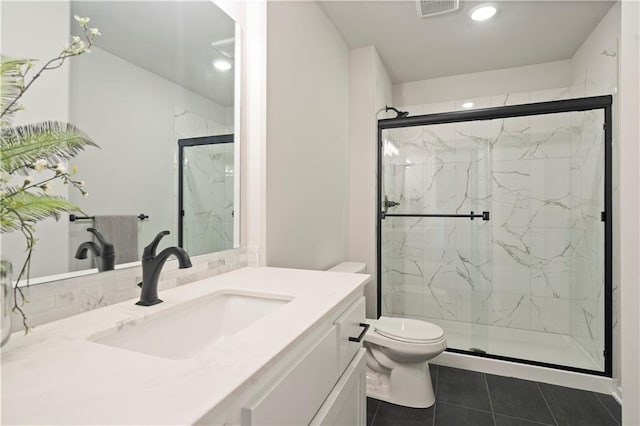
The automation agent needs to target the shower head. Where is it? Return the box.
[385,106,409,118]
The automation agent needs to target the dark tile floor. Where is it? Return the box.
[367,365,621,426]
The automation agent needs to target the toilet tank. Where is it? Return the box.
[327,262,367,274]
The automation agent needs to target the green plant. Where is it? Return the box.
[0,16,101,331]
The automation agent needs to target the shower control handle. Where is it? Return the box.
[349,323,370,343]
[383,196,400,215]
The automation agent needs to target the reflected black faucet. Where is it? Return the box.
[75,228,116,272]
[136,230,192,306]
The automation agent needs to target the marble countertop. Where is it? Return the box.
[1,267,370,425]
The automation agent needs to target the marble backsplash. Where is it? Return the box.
[10,246,259,333]
[381,88,608,369]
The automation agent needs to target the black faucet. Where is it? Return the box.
[75,228,116,272]
[136,230,192,306]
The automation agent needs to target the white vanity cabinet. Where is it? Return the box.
[1,267,370,426]
[202,296,367,426]
[311,296,368,426]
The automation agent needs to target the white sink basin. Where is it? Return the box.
[91,292,292,359]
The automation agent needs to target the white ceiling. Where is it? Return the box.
[320,0,616,83]
[71,1,235,106]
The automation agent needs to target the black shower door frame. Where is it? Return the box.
[376,95,613,377]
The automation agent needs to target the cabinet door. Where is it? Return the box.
[241,327,339,426]
[310,348,366,426]
[334,297,366,372]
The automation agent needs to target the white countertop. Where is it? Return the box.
[1,267,370,425]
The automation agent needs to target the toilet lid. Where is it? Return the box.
[374,317,444,343]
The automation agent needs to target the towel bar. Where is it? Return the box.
[69,213,149,222]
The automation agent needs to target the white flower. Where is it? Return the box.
[24,175,33,185]
[82,191,89,198]
[89,28,101,36]
[77,180,85,186]
[41,183,52,194]
[74,15,90,25]
[72,35,80,44]
[55,163,66,174]
[33,159,47,173]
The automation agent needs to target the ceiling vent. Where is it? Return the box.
[415,0,459,18]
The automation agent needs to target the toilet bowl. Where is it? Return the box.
[364,316,446,408]
[327,263,447,409]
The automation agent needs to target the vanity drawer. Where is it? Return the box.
[334,296,366,372]
[241,326,339,426]
[310,348,366,426]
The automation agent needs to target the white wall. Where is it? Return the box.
[348,46,392,318]
[619,1,640,423]
[265,1,349,270]
[0,1,71,278]
[393,60,572,107]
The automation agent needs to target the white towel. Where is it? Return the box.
[93,215,139,264]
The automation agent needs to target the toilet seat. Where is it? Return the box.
[373,317,444,344]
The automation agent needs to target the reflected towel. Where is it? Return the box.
[93,215,139,264]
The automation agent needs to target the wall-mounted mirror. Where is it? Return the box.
[1,0,240,282]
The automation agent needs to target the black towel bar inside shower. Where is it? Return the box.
[381,211,490,221]
[69,213,150,222]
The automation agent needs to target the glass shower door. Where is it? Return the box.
[378,99,610,374]
[380,120,492,355]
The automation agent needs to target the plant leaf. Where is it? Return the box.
[0,56,31,125]
[0,121,99,174]
[0,191,82,233]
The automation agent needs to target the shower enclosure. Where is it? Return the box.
[377,96,612,375]
[178,135,235,256]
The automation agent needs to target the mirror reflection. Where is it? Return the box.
[2,0,239,281]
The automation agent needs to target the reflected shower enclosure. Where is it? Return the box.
[377,96,612,375]
[178,135,234,256]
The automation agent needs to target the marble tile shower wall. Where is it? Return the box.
[10,247,259,333]
[381,89,606,367]
[570,43,619,372]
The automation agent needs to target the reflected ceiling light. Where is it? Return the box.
[469,3,497,21]
[462,101,474,109]
[212,59,232,71]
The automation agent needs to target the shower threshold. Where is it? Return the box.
[423,317,603,373]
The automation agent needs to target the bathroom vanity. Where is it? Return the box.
[1,267,369,425]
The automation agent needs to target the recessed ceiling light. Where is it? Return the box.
[212,59,232,71]
[469,3,498,21]
[462,102,474,109]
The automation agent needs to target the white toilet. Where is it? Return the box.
[364,316,446,408]
[327,262,447,409]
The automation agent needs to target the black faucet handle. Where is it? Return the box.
[87,228,115,255]
[142,230,170,260]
